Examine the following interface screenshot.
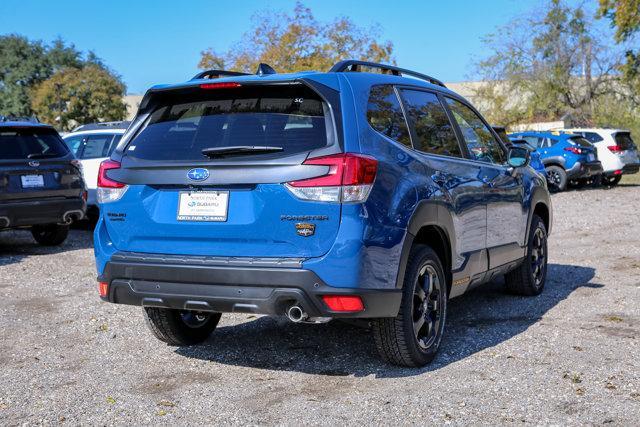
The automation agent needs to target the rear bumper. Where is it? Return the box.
[621,163,639,175]
[566,161,603,179]
[0,197,86,229]
[99,252,402,318]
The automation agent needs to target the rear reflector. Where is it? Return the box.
[322,295,364,312]
[286,153,378,203]
[200,82,241,90]
[98,281,109,298]
[613,169,622,175]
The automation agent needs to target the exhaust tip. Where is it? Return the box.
[286,305,307,323]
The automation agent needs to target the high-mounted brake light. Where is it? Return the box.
[285,153,378,203]
[97,160,128,203]
[200,82,242,90]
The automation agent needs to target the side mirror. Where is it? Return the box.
[507,146,530,169]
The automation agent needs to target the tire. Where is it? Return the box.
[505,215,548,296]
[372,245,448,367]
[31,224,69,246]
[545,165,567,191]
[143,308,221,346]
[603,175,621,186]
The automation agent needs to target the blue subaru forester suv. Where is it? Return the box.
[95,60,552,367]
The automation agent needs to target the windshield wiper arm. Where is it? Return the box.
[201,146,284,158]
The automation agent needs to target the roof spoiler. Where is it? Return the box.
[191,63,278,80]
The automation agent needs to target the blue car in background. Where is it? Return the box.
[509,131,603,191]
[493,126,545,176]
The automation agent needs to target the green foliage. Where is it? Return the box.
[31,65,127,131]
[0,34,126,128]
[598,0,640,42]
[198,2,394,73]
[474,0,627,128]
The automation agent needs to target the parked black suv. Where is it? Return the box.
[0,119,86,245]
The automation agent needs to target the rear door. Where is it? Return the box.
[102,83,342,258]
[444,97,527,268]
[0,126,80,202]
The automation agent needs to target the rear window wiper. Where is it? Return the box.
[201,146,284,158]
[27,152,60,159]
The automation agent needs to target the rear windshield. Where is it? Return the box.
[126,85,331,161]
[614,132,636,150]
[0,127,68,160]
[568,136,592,148]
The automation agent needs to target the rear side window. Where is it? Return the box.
[367,85,411,147]
[0,127,68,160]
[400,90,461,157]
[82,134,115,159]
[520,136,542,148]
[614,132,636,150]
[127,85,330,161]
[445,98,506,164]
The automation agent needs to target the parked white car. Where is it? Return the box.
[62,122,129,214]
[563,128,640,185]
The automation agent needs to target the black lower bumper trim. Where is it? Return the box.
[0,197,85,229]
[100,256,402,318]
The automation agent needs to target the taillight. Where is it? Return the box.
[200,82,241,90]
[97,160,128,203]
[608,145,623,153]
[564,146,583,154]
[322,295,364,312]
[285,153,378,203]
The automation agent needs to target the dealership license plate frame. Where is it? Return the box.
[177,191,229,222]
[20,174,45,188]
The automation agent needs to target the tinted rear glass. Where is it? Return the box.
[366,85,411,148]
[583,132,603,143]
[127,85,329,161]
[614,132,636,150]
[0,127,68,160]
[569,136,592,148]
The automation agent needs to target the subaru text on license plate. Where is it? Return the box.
[177,191,229,221]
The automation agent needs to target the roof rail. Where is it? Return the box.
[191,69,251,80]
[329,60,446,88]
[72,121,131,132]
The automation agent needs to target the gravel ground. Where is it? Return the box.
[1,183,639,426]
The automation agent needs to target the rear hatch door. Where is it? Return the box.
[0,126,80,202]
[103,82,342,258]
[613,132,639,164]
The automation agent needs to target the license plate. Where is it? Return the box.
[177,191,229,222]
[587,153,595,161]
[21,175,44,188]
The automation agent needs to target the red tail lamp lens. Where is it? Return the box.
[322,295,364,312]
[98,281,109,297]
[97,160,124,188]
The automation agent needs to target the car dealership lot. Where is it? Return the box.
[1,184,639,425]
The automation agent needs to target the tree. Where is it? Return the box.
[198,2,394,73]
[473,0,624,127]
[0,35,50,116]
[598,0,640,106]
[31,65,127,131]
[598,0,640,42]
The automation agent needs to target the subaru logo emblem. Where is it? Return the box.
[187,168,209,181]
[29,161,40,167]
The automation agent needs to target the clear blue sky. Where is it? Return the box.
[2,0,579,94]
